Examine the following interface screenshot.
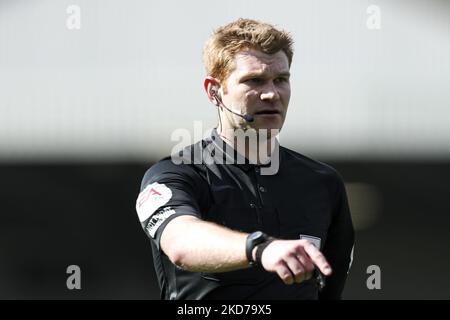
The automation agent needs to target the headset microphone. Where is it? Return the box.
[212,88,254,123]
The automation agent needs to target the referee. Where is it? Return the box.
[136,18,355,300]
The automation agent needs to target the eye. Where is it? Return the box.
[245,78,264,85]
[274,77,289,84]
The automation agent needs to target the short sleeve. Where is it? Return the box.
[135,158,208,250]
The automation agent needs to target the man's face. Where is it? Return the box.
[220,49,291,132]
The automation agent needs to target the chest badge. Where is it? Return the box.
[299,234,322,250]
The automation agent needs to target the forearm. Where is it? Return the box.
[160,215,250,273]
[160,216,334,287]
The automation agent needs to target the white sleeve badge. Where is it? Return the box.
[136,182,173,222]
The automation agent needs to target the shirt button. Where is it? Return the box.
[249,203,256,208]
[259,186,266,192]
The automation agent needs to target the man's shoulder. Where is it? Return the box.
[141,140,208,186]
[280,146,342,179]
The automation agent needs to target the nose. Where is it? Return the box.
[260,82,280,101]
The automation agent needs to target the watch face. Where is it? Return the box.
[251,231,263,241]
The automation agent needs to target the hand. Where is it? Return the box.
[256,239,332,285]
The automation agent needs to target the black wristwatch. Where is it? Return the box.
[246,231,269,266]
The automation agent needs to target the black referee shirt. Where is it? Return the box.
[136,128,355,300]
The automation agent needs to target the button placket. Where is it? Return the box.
[249,203,262,225]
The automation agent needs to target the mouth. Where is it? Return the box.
[254,110,281,116]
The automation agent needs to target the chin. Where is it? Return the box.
[254,124,283,137]
[256,119,283,130]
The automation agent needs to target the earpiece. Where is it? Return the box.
[211,86,220,105]
[210,85,254,123]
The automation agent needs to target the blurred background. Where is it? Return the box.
[1,0,449,299]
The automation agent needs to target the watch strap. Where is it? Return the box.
[255,237,276,266]
[246,232,269,266]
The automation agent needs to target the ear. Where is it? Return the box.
[204,76,221,106]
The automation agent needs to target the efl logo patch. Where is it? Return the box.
[299,234,322,250]
[136,182,172,222]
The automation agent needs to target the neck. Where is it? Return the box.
[218,127,278,165]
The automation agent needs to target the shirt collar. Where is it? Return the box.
[208,128,282,172]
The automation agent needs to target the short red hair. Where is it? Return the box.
[203,18,294,83]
